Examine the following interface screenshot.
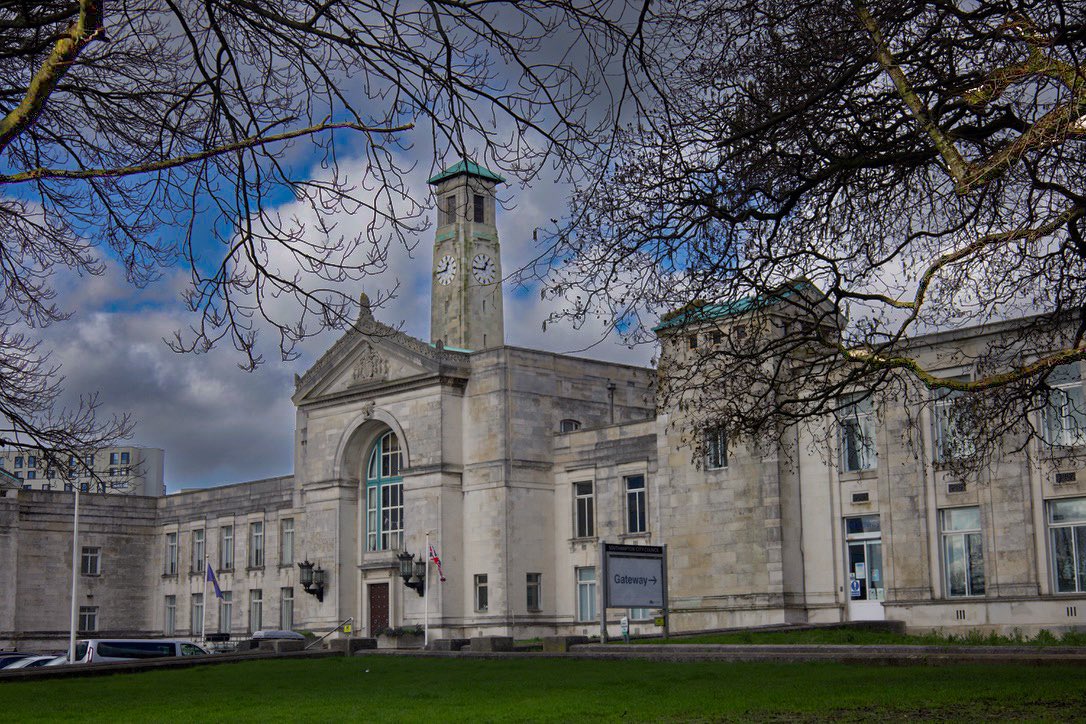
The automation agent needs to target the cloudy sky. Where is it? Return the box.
[41,156,655,492]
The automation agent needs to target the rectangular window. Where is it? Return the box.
[941,507,985,597]
[27,455,35,467]
[934,384,975,462]
[629,607,653,621]
[444,194,456,225]
[120,452,130,464]
[576,567,597,622]
[625,474,647,534]
[280,518,295,566]
[219,591,232,634]
[1049,497,1086,593]
[526,573,542,611]
[249,522,264,568]
[191,593,204,634]
[840,395,877,472]
[220,525,234,570]
[280,587,294,630]
[473,193,485,223]
[26,470,35,480]
[46,468,55,479]
[574,482,594,538]
[109,452,119,465]
[14,456,22,468]
[165,532,178,575]
[78,606,98,632]
[688,335,698,350]
[249,589,263,633]
[192,529,205,573]
[474,574,489,611]
[80,546,101,576]
[164,596,176,636]
[1044,365,1086,447]
[706,427,728,470]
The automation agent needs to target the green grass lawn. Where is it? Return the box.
[2,655,1084,722]
[631,627,1086,647]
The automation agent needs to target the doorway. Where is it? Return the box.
[845,515,885,621]
[368,582,389,635]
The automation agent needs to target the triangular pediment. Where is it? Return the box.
[292,307,470,405]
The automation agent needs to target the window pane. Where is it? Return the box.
[1050,498,1086,524]
[945,535,967,596]
[1053,526,1077,593]
[1078,526,1086,594]
[943,506,981,532]
[845,515,880,536]
[967,532,985,595]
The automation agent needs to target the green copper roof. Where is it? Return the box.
[653,281,817,332]
[427,160,506,185]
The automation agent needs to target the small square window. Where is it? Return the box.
[78,606,98,632]
[688,335,698,350]
[81,546,101,576]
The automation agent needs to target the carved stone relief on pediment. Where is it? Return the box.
[351,343,389,384]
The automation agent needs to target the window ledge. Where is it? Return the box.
[279,563,295,570]
[570,536,598,545]
[80,573,102,578]
[839,468,878,481]
[246,566,265,572]
[620,532,651,540]
[162,573,178,579]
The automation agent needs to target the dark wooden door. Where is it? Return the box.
[368,583,389,635]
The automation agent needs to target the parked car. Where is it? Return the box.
[72,639,209,664]
[0,654,33,669]
[251,630,305,640]
[4,655,62,670]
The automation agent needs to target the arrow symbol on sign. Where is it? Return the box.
[650,576,657,585]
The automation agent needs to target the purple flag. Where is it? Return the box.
[206,562,224,599]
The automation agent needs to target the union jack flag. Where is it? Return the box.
[428,543,446,582]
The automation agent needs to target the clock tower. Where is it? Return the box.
[428,161,505,351]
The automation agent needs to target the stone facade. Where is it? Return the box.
[4,165,1086,650]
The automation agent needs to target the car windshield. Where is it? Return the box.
[75,643,88,660]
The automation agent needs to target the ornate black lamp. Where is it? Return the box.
[396,550,426,596]
[298,558,325,602]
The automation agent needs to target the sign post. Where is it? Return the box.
[600,542,668,643]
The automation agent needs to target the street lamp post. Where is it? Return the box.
[67,484,80,663]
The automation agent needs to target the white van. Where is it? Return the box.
[72,639,209,664]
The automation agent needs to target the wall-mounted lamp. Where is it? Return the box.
[298,558,325,602]
[396,550,426,596]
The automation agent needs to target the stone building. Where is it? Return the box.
[0,446,165,497]
[2,162,1085,650]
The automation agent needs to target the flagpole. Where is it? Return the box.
[424,531,430,648]
[201,553,208,642]
[67,484,80,663]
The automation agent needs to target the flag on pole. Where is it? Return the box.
[206,562,224,599]
[428,543,446,582]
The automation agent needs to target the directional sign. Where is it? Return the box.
[603,543,666,608]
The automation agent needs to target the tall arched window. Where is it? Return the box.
[365,431,403,551]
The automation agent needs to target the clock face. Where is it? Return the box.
[472,254,496,284]
[436,255,457,285]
